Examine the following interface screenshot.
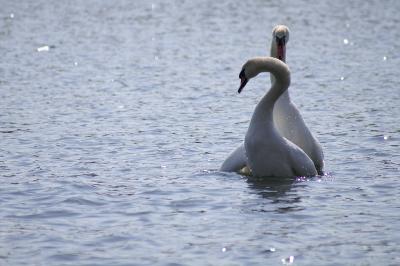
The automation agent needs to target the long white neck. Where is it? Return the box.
[249,58,291,128]
[270,40,290,102]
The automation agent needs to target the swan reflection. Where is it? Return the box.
[245,176,305,213]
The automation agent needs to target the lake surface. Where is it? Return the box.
[1,0,400,265]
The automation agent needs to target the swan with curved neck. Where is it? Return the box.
[220,25,324,174]
[239,57,317,177]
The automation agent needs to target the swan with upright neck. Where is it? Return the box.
[238,57,317,177]
[220,25,324,174]
[272,26,324,174]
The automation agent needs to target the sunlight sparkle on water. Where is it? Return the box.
[295,176,308,182]
[37,46,50,52]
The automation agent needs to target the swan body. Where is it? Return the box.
[220,25,324,174]
[272,25,324,173]
[240,57,317,177]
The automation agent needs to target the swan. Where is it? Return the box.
[238,57,317,177]
[220,25,324,174]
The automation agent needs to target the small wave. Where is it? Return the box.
[61,196,105,206]
[7,210,80,219]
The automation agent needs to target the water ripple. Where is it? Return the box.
[1,0,400,265]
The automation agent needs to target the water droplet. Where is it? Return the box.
[383,56,387,61]
[37,45,50,52]
[282,255,294,265]
[340,76,345,81]
[343,39,349,45]
[221,247,227,252]
[10,13,14,18]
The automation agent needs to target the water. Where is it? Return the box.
[1,0,400,265]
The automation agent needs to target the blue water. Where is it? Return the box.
[1,0,400,265]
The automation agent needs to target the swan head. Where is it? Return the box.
[238,59,259,93]
[238,57,290,93]
[272,25,290,61]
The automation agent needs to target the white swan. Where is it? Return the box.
[238,57,317,177]
[220,25,324,174]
